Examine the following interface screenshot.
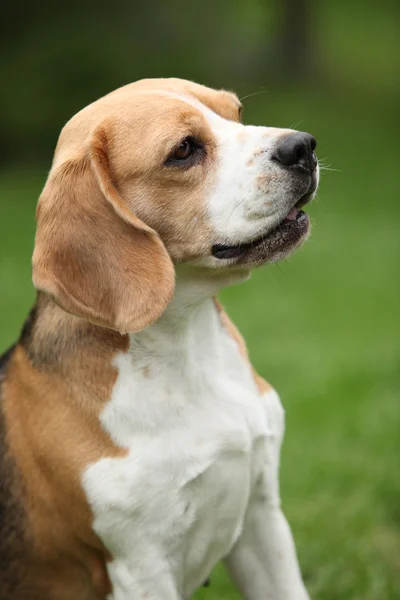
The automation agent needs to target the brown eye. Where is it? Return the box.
[165,136,203,166]
[172,139,193,160]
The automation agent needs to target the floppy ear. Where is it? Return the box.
[32,127,175,333]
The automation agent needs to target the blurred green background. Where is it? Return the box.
[0,1,399,599]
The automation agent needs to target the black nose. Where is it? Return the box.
[272,132,317,172]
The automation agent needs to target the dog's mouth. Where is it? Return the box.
[211,191,313,263]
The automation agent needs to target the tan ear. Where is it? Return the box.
[32,127,175,333]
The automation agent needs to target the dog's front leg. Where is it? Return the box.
[224,390,310,600]
[224,502,310,600]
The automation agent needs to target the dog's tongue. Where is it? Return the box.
[285,208,299,221]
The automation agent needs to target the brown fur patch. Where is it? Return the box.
[0,346,30,600]
[33,143,175,334]
[1,296,128,598]
[115,78,242,123]
[32,78,244,333]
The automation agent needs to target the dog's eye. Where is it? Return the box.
[172,138,193,160]
[238,106,243,122]
[166,136,200,165]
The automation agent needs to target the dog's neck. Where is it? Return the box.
[127,264,249,362]
[148,265,247,323]
[22,266,248,377]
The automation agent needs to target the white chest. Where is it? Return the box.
[82,302,280,599]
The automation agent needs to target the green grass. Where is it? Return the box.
[0,84,399,599]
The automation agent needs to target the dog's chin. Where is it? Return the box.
[211,209,311,267]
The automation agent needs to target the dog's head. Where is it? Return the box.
[33,78,319,333]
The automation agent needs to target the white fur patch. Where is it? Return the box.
[191,102,308,245]
[82,299,283,599]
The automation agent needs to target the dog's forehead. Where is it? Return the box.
[112,78,242,122]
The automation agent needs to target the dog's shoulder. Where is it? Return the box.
[0,302,49,600]
[0,345,31,600]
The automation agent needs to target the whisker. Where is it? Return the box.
[267,268,280,284]
[239,90,269,102]
[318,157,341,173]
[312,193,324,212]
[289,119,305,130]
[225,197,248,229]
[275,262,287,276]
[319,166,341,172]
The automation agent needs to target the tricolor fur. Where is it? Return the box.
[0,78,319,599]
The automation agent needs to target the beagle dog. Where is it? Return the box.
[0,78,319,600]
